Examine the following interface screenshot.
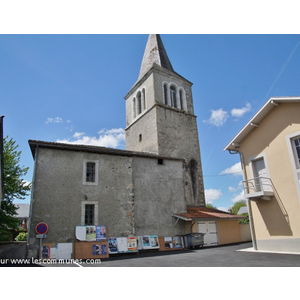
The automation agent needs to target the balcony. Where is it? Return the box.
[243,177,274,201]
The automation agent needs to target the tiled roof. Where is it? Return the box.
[174,206,245,220]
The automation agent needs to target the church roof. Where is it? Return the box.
[174,206,245,221]
[28,140,184,162]
[138,34,174,80]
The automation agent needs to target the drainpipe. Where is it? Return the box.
[26,145,38,258]
[229,149,257,250]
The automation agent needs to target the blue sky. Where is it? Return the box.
[1,34,300,211]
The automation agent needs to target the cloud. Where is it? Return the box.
[204,108,229,127]
[231,103,251,118]
[220,162,243,176]
[230,191,246,203]
[228,186,237,193]
[205,189,222,204]
[57,128,125,149]
[45,117,63,124]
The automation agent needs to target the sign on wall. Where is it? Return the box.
[75,225,106,241]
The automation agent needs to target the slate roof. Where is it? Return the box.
[174,206,245,221]
[28,140,184,162]
[138,34,174,81]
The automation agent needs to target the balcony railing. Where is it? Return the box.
[243,177,274,200]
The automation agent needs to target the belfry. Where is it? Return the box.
[125,34,205,206]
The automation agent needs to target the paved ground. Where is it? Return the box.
[5,242,298,267]
[79,242,300,267]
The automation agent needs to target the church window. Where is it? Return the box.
[137,91,142,115]
[83,159,99,185]
[142,88,146,110]
[170,85,177,108]
[133,98,136,119]
[85,204,95,225]
[139,134,142,142]
[163,83,168,105]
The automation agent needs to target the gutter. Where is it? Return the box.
[228,149,257,250]
[26,145,38,258]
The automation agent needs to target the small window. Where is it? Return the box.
[86,162,95,182]
[85,204,94,225]
[292,137,300,169]
[158,158,164,165]
[83,159,99,185]
[163,83,168,105]
[139,134,142,142]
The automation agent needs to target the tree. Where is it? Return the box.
[229,200,249,224]
[229,200,247,215]
[206,203,217,209]
[0,136,31,237]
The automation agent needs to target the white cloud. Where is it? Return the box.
[230,191,246,203]
[205,189,222,204]
[73,132,85,138]
[220,162,243,176]
[231,103,251,118]
[204,108,229,127]
[57,128,125,149]
[45,117,63,124]
[228,186,237,193]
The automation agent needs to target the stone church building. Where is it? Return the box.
[27,35,243,258]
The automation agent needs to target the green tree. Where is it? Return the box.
[206,203,217,209]
[229,200,249,224]
[0,136,31,237]
[229,200,247,215]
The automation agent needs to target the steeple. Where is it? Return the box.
[138,34,174,80]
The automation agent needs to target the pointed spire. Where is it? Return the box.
[138,34,174,80]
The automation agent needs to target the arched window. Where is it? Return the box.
[163,83,168,105]
[170,85,177,108]
[133,97,136,119]
[179,88,187,111]
[137,91,142,115]
[142,88,146,111]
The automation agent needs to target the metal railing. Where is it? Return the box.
[243,176,274,194]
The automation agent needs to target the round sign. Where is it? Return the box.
[36,222,48,234]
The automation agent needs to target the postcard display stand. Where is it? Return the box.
[74,225,109,259]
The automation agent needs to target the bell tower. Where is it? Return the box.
[124,34,205,207]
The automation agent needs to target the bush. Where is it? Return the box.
[15,232,28,241]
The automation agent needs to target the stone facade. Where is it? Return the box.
[28,142,187,257]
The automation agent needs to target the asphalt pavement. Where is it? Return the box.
[81,242,300,267]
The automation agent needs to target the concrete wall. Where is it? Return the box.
[239,223,252,242]
[217,220,241,245]
[240,102,300,251]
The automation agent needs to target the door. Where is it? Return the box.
[197,221,218,246]
[252,157,271,191]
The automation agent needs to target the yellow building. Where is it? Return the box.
[225,96,300,252]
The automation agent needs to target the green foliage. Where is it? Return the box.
[239,213,249,224]
[0,136,31,237]
[229,200,247,215]
[229,200,249,224]
[15,232,28,241]
[206,203,217,209]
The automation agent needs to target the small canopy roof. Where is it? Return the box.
[174,206,245,221]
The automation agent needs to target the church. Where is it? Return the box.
[27,35,244,259]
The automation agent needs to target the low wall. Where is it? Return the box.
[240,224,251,242]
[0,242,27,259]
